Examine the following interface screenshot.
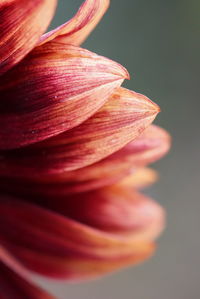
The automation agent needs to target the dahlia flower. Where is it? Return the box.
[0,0,171,297]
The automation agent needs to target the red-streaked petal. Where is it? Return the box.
[39,0,110,46]
[0,196,155,280]
[0,87,159,178]
[0,247,54,299]
[0,43,128,150]
[0,0,57,75]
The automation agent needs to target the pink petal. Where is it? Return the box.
[0,43,128,149]
[0,88,159,178]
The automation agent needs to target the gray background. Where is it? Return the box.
[39,1,200,298]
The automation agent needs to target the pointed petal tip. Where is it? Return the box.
[116,88,160,120]
[0,44,129,150]
[141,95,161,115]
[123,67,130,80]
[101,58,129,80]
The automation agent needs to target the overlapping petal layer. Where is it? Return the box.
[0,88,159,178]
[35,186,165,238]
[0,0,57,75]
[0,43,128,149]
[39,0,110,46]
[0,0,170,292]
[0,190,163,280]
[0,125,170,198]
[0,167,158,200]
[111,125,171,167]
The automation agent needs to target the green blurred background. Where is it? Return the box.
[40,1,200,298]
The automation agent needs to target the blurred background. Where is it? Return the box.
[40,0,200,298]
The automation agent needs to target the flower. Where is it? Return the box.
[0,0,171,297]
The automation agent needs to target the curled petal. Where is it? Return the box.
[0,43,128,149]
[39,0,110,46]
[0,196,155,280]
[0,247,54,299]
[0,0,57,75]
[0,87,159,177]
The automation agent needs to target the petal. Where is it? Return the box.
[0,125,169,197]
[0,163,132,198]
[0,43,128,149]
[118,167,159,189]
[0,87,159,178]
[0,196,155,280]
[113,124,171,167]
[39,0,110,46]
[2,245,153,281]
[0,168,157,199]
[0,0,57,75]
[36,186,165,240]
[0,247,54,299]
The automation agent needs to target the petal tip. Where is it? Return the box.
[146,98,161,115]
[111,62,130,80]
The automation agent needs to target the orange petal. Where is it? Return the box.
[39,0,110,46]
[118,167,159,189]
[0,247,54,298]
[0,43,128,149]
[0,196,155,280]
[0,0,57,75]
[0,87,159,178]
